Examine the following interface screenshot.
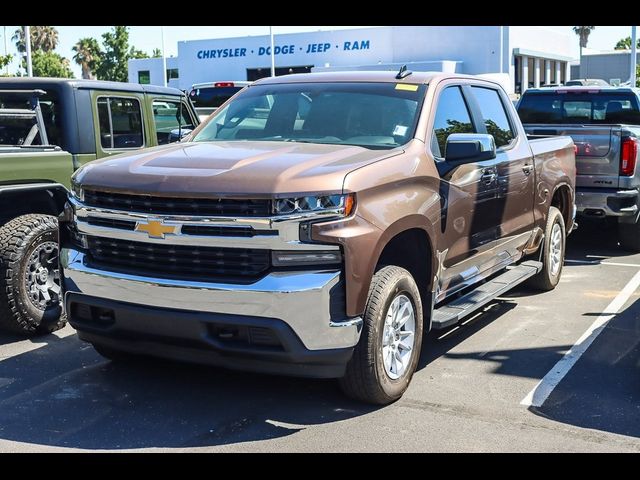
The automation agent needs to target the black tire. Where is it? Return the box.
[618,218,640,252]
[0,214,66,335]
[92,343,140,362]
[339,266,424,405]
[528,206,566,291]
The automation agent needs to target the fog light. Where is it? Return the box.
[272,250,341,267]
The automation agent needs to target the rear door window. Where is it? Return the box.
[518,91,640,124]
[431,86,476,158]
[470,86,515,148]
[97,97,144,149]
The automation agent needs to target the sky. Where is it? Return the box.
[0,25,636,78]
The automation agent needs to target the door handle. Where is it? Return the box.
[480,171,496,185]
[522,164,534,175]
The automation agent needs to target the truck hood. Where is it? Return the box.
[75,141,402,196]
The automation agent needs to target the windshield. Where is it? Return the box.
[192,82,426,149]
[518,91,640,124]
[189,86,244,108]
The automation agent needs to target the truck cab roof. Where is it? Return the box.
[524,85,640,94]
[0,77,185,96]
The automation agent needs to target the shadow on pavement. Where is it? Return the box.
[566,217,629,261]
[0,301,524,450]
[0,333,378,450]
[418,300,521,370]
[530,296,640,438]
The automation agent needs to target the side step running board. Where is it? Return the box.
[431,260,542,330]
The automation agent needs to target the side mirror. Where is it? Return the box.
[169,128,193,143]
[445,133,496,163]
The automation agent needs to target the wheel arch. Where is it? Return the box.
[551,182,573,231]
[364,215,437,319]
[0,183,68,226]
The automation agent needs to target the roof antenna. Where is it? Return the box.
[395,64,412,79]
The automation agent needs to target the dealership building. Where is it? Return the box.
[128,26,574,95]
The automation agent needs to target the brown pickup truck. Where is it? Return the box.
[60,71,576,404]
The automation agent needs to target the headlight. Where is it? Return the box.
[70,181,84,201]
[273,194,355,216]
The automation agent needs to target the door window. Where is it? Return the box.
[470,86,515,148]
[97,97,144,149]
[152,99,195,144]
[431,86,475,158]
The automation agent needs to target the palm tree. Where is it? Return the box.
[12,26,59,53]
[72,37,102,79]
[573,26,595,53]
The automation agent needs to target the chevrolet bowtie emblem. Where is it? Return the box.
[135,219,178,239]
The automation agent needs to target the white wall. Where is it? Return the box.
[508,26,573,59]
[128,56,179,88]
[126,26,575,93]
[389,26,502,74]
[176,27,394,90]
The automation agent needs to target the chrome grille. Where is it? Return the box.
[86,236,270,281]
[83,190,272,217]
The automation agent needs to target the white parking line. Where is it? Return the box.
[521,269,640,407]
[565,259,640,268]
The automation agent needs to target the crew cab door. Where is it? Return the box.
[467,84,535,259]
[429,84,502,300]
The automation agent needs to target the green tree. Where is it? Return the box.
[30,50,74,78]
[12,26,59,53]
[129,46,149,59]
[95,26,131,82]
[615,36,640,50]
[152,48,162,58]
[573,26,595,50]
[0,54,12,72]
[72,37,102,79]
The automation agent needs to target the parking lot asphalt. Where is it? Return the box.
[0,220,639,452]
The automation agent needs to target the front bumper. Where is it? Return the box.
[575,187,639,218]
[61,248,362,378]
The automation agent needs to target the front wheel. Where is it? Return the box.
[528,206,566,291]
[339,266,424,405]
[0,214,66,335]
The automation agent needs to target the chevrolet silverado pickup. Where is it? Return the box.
[518,86,640,250]
[61,71,576,404]
[0,78,198,335]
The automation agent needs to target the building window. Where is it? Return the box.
[166,68,179,82]
[138,70,150,85]
[97,97,144,149]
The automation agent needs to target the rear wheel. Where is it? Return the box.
[618,217,640,252]
[339,266,423,405]
[0,214,66,335]
[528,206,566,291]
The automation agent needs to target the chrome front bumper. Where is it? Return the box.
[61,248,362,351]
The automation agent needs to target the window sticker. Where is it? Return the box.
[395,84,419,92]
[393,125,408,136]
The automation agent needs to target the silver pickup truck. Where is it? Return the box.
[518,86,640,250]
